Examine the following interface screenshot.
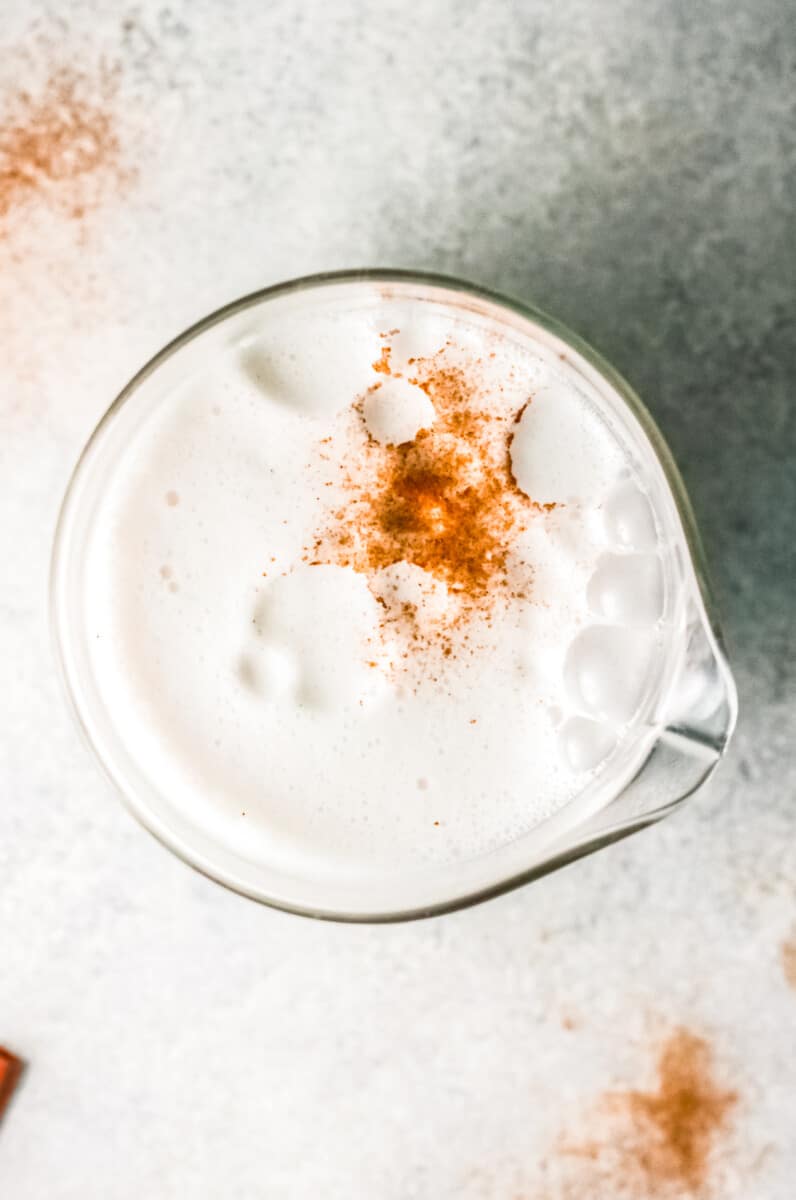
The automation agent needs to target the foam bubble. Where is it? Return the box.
[564,625,656,722]
[560,716,618,771]
[254,565,383,709]
[362,377,436,446]
[510,380,624,505]
[238,646,299,701]
[238,312,379,419]
[602,480,657,550]
[587,553,663,625]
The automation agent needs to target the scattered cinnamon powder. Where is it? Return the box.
[610,1029,738,1192]
[306,335,549,664]
[0,67,126,232]
[0,1047,24,1123]
[555,1028,738,1197]
[781,935,796,991]
[372,343,393,375]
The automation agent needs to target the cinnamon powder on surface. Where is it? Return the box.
[609,1028,738,1193]
[552,1028,739,1198]
[781,935,796,991]
[0,67,125,231]
[305,336,549,664]
[0,1047,23,1122]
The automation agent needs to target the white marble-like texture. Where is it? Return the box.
[1,1,794,1197]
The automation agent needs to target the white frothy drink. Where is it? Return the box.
[74,279,678,905]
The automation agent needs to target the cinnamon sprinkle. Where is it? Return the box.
[305,336,549,663]
[610,1029,738,1192]
[557,1028,739,1197]
[781,934,796,991]
[0,68,125,232]
[372,344,393,375]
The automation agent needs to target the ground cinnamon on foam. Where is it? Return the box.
[0,68,123,229]
[305,334,553,663]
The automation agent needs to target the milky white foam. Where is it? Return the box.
[79,284,676,889]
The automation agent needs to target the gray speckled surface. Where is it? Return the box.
[0,2,794,1197]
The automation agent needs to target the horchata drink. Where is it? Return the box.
[52,274,734,918]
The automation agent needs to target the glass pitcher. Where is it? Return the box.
[50,271,738,921]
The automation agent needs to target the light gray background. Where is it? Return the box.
[1,1,794,1197]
